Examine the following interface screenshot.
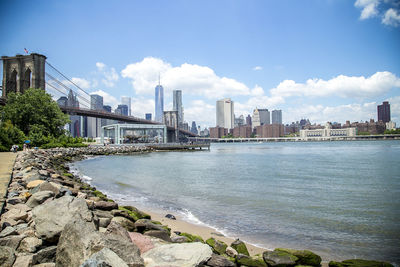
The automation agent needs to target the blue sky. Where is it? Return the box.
[1,0,399,127]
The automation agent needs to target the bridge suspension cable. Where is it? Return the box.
[44,61,103,109]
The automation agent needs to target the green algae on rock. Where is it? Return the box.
[275,248,322,266]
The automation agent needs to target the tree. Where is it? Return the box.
[0,88,70,138]
[0,120,26,151]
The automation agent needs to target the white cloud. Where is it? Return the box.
[234,96,285,117]
[91,90,119,109]
[95,62,119,87]
[355,0,380,19]
[284,102,377,124]
[121,57,254,98]
[183,100,215,128]
[382,8,400,26]
[253,66,262,71]
[387,96,400,124]
[96,62,106,71]
[131,97,155,118]
[71,77,91,89]
[270,71,400,98]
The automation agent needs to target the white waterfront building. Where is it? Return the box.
[216,98,234,129]
[300,123,357,140]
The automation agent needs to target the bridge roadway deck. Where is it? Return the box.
[60,106,196,137]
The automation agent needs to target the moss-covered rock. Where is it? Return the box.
[231,239,249,256]
[62,172,73,178]
[275,248,321,266]
[329,259,394,267]
[179,232,204,243]
[92,190,108,200]
[263,250,298,266]
[119,205,151,220]
[237,254,267,267]
[206,237,228,255]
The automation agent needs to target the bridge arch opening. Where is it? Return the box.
[7,70,18,96]
[22,68,32,93]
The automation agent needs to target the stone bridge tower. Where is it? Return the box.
[1,53,46,99]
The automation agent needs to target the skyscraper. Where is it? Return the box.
[67,90,80,137]
[115,104,129,116]
[252,108,270,127]
[216,98,234,129]
[191,121,198,134]
[377,101,390,123]
[121,96,132,116]
[155,83,164,123]
[173,90,183,126]
[88,94,103,138]
[271,110,282,124]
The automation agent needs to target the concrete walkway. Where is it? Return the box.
[0,152,17,213]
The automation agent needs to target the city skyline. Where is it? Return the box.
[1,0,399,127]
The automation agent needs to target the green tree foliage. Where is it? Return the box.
[384,128,400,134]
[0,120,26,151]
[1,88,70,138]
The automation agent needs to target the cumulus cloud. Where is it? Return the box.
[270,71,400,98]
[382,8,400,26]
[96,62,106,71]
[96,62,119,87]
[71,77,91,89]
[253,66,262,71]
[121,57,256,98]
[183,100,215,127]
[91,90,119,109]
[354,0,400,27]
[131,97,155,118]
[355,0,380,19]
[284,102,377,124]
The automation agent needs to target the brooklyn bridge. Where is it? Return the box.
[0,53,197,143]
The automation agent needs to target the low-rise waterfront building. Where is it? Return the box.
[232,125,252,138]
[256,124,284,138]
[210,126,228,138]
[300,123,356,139]
[386,121,396,130]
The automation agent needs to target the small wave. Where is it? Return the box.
[82,175,93,181]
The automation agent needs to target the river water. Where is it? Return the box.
[71,141,400,263]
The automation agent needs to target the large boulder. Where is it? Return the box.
[56,218,144,267]
[206,254,235,267]
[275,248,321,266]
[237,253,267,267]
[30,182,61,197]
[80,248,129,267]
[32,246,57,265]
[206,238,227,255]
[32,196,94,242]
[94,201,118,211]
[111,216,136,232]
[263,250,298,266]
[144,230,172,242]
[134,219,167,233]
[329,259,394,267]
[0,246,15,267]
[142,242,212,267]
[17,236,43,253]
[231,239,249,256]
[26,191,54,208]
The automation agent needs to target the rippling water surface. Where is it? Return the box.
[72,141,400,263]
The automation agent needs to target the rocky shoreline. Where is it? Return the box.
[0,146,395,267]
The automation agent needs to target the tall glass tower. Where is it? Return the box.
[155,84,164,123]
[173,90,183,125]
